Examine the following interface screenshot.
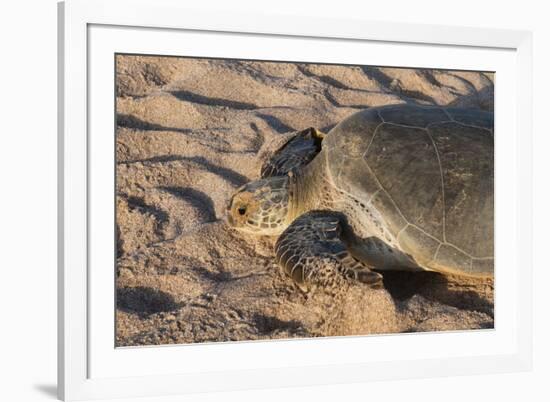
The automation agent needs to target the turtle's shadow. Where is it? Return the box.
[380,270,494,317]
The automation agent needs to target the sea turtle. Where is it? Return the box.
[227,104,494,290]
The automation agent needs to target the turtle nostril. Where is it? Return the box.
[238,206,247,216]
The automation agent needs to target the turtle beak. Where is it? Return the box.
[225,196,235,227]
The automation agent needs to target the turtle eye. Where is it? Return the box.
[237,206,247,215]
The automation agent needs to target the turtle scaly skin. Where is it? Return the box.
[227,105,494,290]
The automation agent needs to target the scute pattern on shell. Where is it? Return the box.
[324,105,494,275]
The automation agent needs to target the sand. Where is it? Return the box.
[115,55,494,346]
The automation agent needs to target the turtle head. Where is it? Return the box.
[227,176,291,235]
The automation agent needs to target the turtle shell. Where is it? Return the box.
[324,104,494,276]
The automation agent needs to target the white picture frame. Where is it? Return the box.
[58,0,533,400]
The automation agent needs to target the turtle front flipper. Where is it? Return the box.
[261,127,325,178]
[275,211,383,291]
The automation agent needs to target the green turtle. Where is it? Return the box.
[227,104,494,290]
